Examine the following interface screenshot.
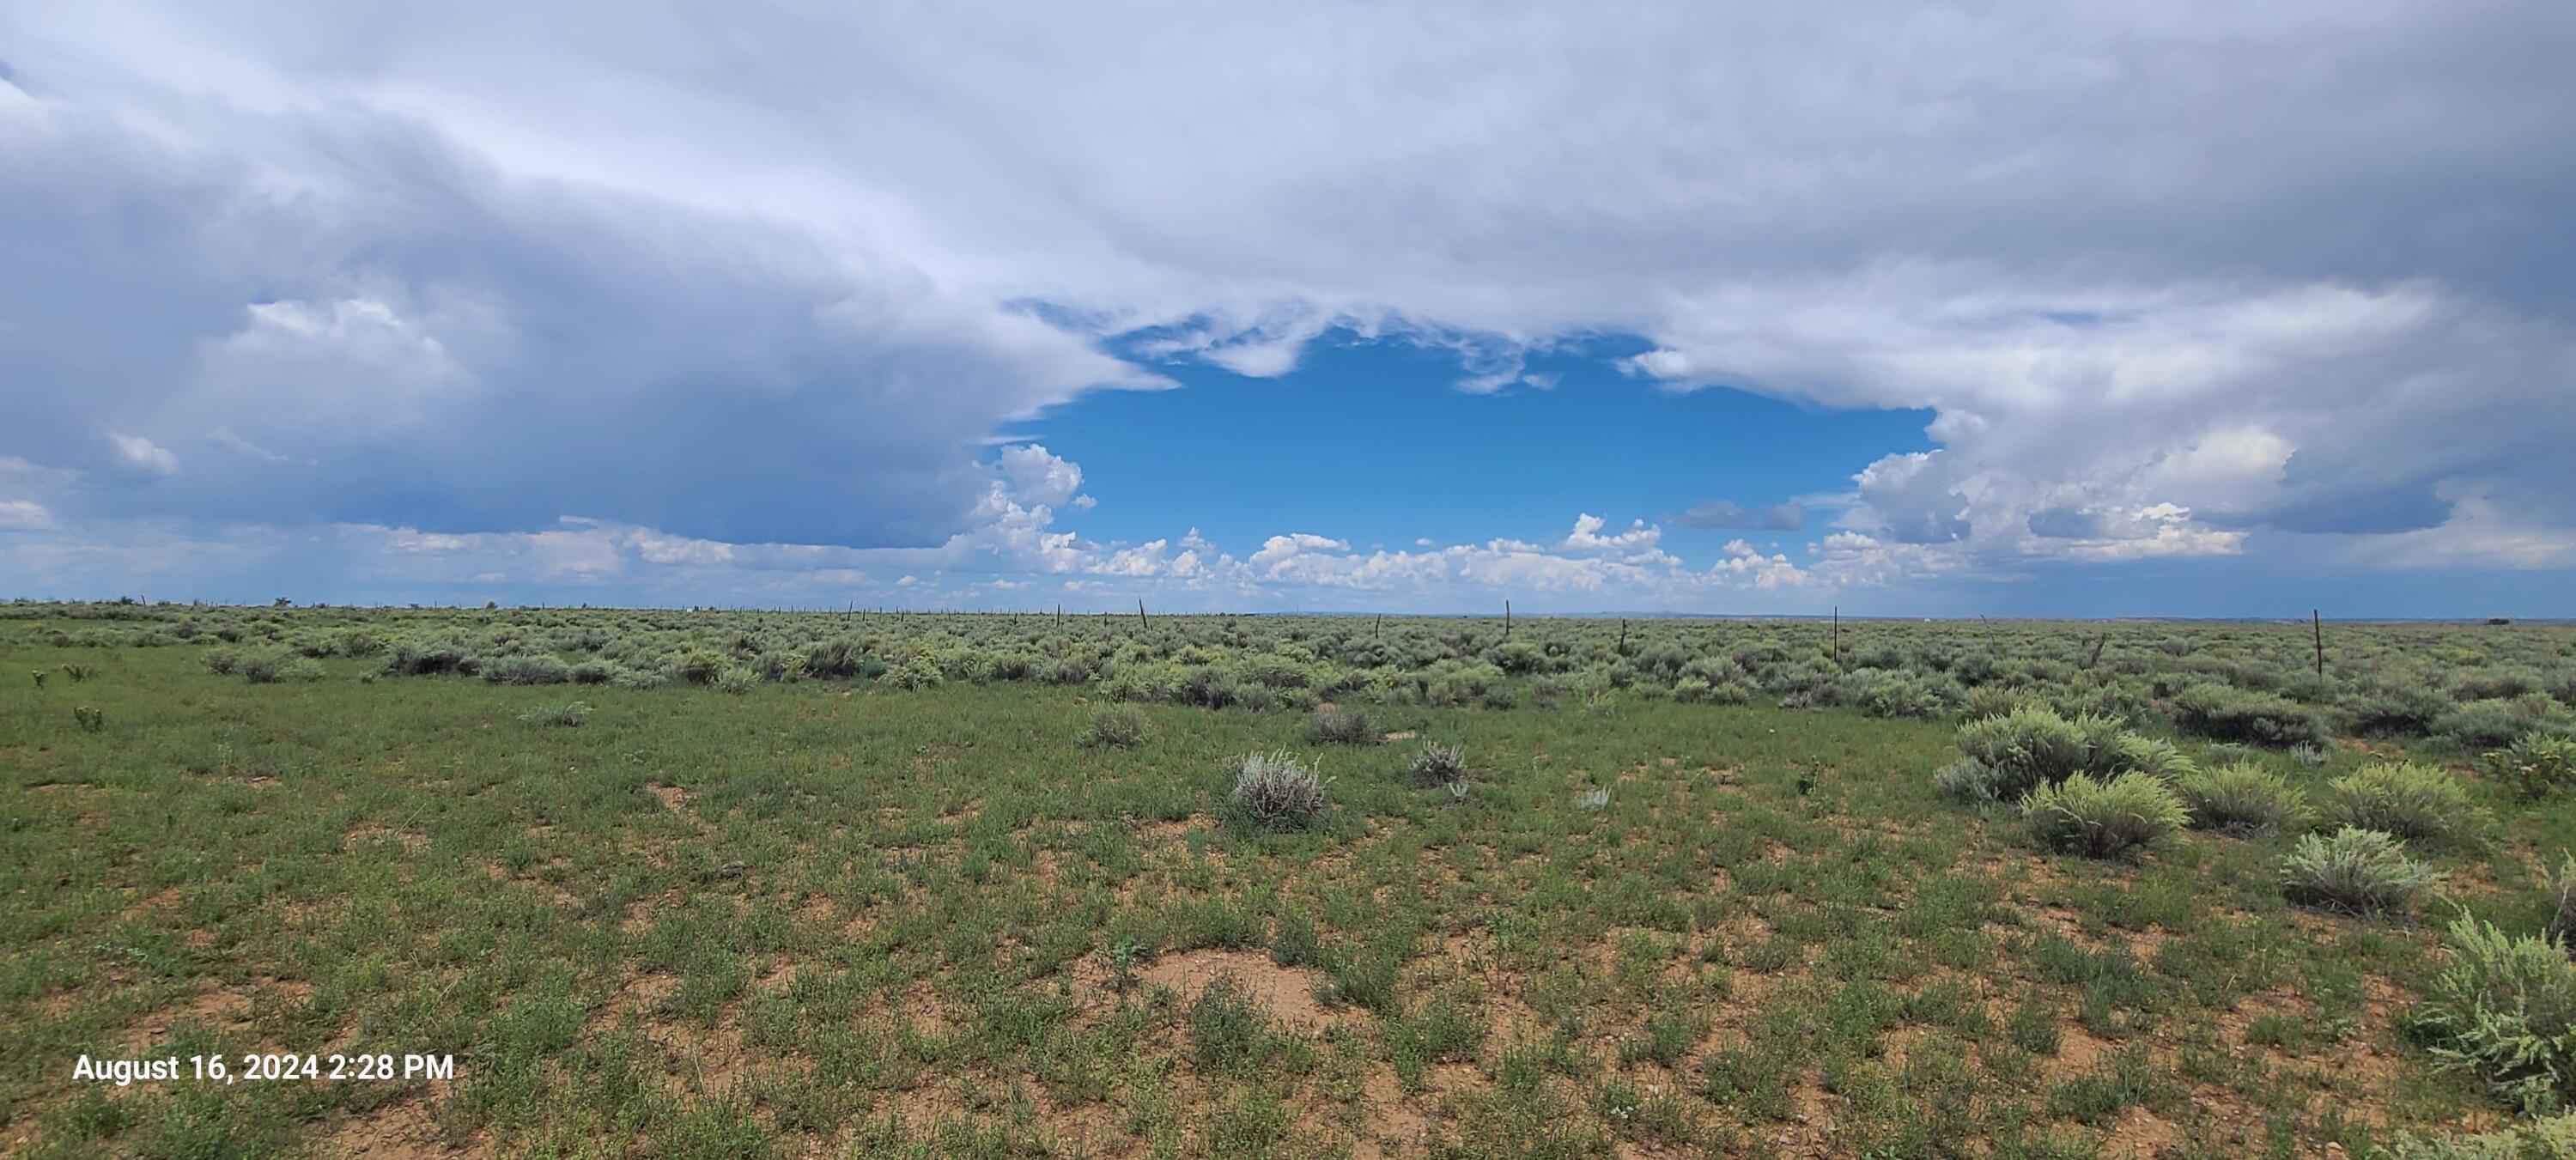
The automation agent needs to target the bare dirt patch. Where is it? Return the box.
[1139,949,1341,1032]
[307,1096,489,1159]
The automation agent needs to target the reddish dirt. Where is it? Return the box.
[1139,949,1342,1032]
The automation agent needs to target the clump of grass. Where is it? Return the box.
[1307,706,1375,746]
[1269,915,1321,968]
[713,668,760,695]
[2488,735,2576,801]
[1188,975,1273,1075]
[519,701,592,727]
[1079,706,1149,748]
[2281,827,2439,914]
[60,663,93,683]
[2175,762,2312,835]
[2411,916,2576,1114]
[72,706,105,733]
[1409,742,1466,788]
[2550,854,2576,949]
[2323,762,2478,845]
[1229,750,1327,828]
[2020,773,2188,858]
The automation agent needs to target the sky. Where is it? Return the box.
[2,2,2572,616]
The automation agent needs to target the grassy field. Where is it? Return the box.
[6,605,2576,1157]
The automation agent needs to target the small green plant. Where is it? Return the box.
[2488,735,2576,800]
[2175,762,2312,834]
[1577,786,1612,811]
[2281,827,2439,914]
[1306,705,1375,745]
[29,670,46,689]
[1228,750,1327,828]
[60,663,93,683]
[519,701,592,727]
[713,667,760,695]
[1269,917,1320,968]
[1409,741,1466,787]
[2323,761,2478,845]
[1079,706,1149,748]
[72,706,105,733]
[2410,916,2576,1114]
[1188,974,1272,1074]
[1104,938,1145,993]
[2020,773,2188,858]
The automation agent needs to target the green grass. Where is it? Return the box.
[3,607,2574,1156]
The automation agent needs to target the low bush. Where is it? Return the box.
[1307,706,1375,746]
[2345,679,2452,738]
[1409,742,1466,788]
[483,654,574,685]
[2437,698,2556,751]
[2488,734,2576,800]
[2281,828,2439,914]
[2101,733,2196,782]
[2175,762,2312,834]
[2323,762,2478,845]
[1229,750,1328,828]
[1952,707,2093,799]
[2021,773,2188,858]
[1079,706,1149,748]
[2168,683,2329,748]
[2411,917,2576,1114]
[2379,1116,2576,1160]
[240,651,325,683]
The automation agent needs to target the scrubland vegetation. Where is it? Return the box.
[7,600,2576,1157]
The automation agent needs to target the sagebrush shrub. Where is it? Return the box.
[1230,750,1327,828]
[1079,706,1149,748]
[2102,733,2196,782]
[2488,735,2576,800]
[2169,683,2330,747]
[2379,1114,2576,1160]
[1953,707,2092,798]
[482,654,573,686]
[2412,917,2576,1114]
[2438,699,2551,751]
[2175,762,2311,834]
[1409,742,1466,787]
[2281,828,2439,914]
[2020,773,2188,857]
[2324,762,2478,845]
[713,667,760,695]
[1307,705,1375,746]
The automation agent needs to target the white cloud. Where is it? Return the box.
[0,2,2568,601]
[0,500,56,531]
[107,433,178,475]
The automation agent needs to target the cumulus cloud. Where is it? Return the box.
[2,1,2571,603]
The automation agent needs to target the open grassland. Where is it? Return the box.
[5,604,2576,1157]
